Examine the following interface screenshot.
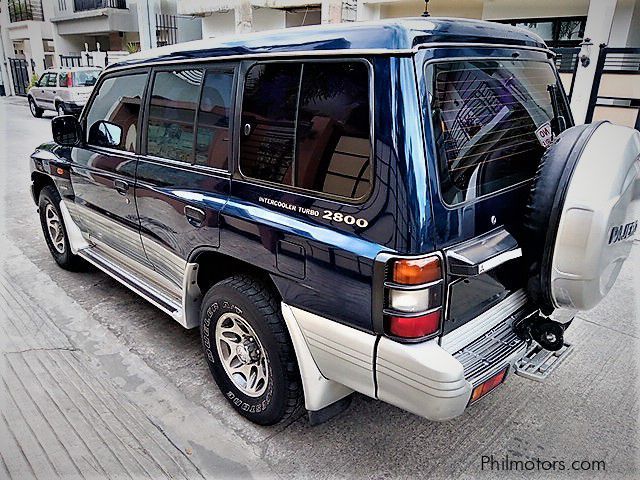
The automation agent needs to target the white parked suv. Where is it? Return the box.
[27,67,101,118]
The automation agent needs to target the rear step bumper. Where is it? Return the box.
[376,311,573,420]
[515,342,574,381]
[284,300,574,422]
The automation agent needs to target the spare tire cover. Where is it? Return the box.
[523,121,640,313]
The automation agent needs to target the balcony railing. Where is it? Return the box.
[74,0,127,12]
[8,0,44,22]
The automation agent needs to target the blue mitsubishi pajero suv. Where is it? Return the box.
[30,18,640,425]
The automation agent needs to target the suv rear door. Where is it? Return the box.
[417,47,572,333]
[134,65,235,288]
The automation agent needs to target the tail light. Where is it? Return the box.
[382,254,444,341]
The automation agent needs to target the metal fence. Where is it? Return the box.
[8,0,44,22]
[552,47,580,100]
[8,58,30,96]
[74,0,126,11]
[59,55,83,68]
[156,14,178,47]
[586,47,640,130]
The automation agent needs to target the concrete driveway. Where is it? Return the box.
[1,96,638,479]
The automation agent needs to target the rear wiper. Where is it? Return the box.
[547,84,567,135]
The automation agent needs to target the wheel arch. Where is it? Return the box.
[31,171,56,206]
[188,247,282,301]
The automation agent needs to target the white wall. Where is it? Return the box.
[481,0,589,19]
[176,16,203,43]
[285,9,321,27]
[253,7,287,30]
[609,0,639,47]
[380,0,483,19]
[202,11,236,38]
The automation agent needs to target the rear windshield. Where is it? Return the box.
[427,59,568,205]
[73,70,100,87]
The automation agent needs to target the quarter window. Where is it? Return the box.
[85,73,147,153]
[147,69,203,162]
[240,61,372,200]
[45,73,57,87]
[195,68,235,169]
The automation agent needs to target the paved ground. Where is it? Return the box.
[0,95,638,479]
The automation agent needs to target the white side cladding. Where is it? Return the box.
[284,304,376,398]
[281,304,354,411]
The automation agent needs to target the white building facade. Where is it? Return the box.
[0,0,203,95]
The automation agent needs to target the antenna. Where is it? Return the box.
[422,0,430,17]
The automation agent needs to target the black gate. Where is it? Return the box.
[8,58,30,96]
[552,47,580,100]
[59,54,83,67]
[586,47,640,130]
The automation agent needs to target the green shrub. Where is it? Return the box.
[28,73,39,88]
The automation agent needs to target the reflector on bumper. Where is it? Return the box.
[469,367,508,404]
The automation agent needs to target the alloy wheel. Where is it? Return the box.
[215,312,269,397]
[45,203,65,254]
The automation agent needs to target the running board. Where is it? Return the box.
[78,247,184,324]
[514,342,574,382]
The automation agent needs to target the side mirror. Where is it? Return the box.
[52,115,83,147]
[88,120,123,149]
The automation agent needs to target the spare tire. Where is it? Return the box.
[522,121,640,314]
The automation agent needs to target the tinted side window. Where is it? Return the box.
[296,62,371,199]
[46,74,57,87]
[195,68,235,169]
[86,73,147,153]
[240,63,301,183]
[58,72,69,87]
[147,69,203,162]
[239,61,372,200]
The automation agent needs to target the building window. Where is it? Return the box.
[240,61,372,200]
[496,17,587,48]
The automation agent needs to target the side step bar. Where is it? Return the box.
[514,342,574,382]
[78,247,184,324]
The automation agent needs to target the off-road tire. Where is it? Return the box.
[38,185,84,271]
[29,97,43,118]
[200,274,303,425]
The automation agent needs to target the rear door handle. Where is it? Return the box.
[113,179,129,195]
[184,205,205,227]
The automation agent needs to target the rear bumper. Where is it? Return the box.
[376,337,472,420]
[377,306,531,420]
[284,290,537,421]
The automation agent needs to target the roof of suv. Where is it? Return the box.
[109,17,548,69]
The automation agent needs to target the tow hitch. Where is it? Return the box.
[513,313,574,382]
